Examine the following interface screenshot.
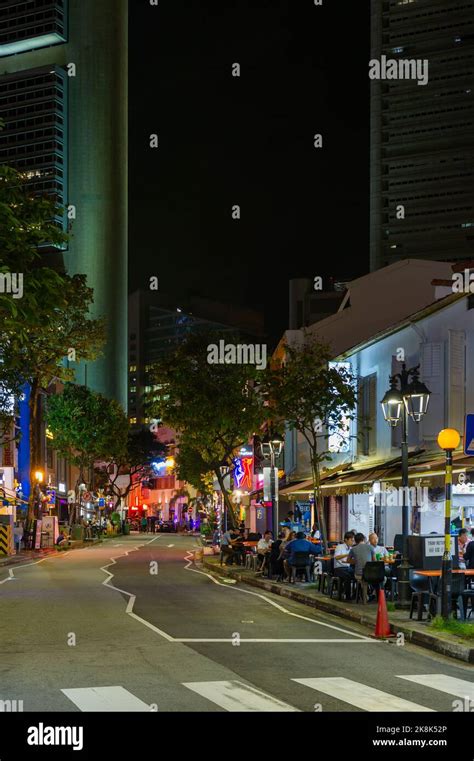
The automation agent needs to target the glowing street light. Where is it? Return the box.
[437,428,461,619]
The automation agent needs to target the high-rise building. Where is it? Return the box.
[128,290,266,428]
[370,0,474,271]
[0,0,128,407]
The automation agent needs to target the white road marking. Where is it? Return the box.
[292,677,435,712]
[183,680,299,712]
[167,544,174,548]
[101,544,376,645]
[0,554,63,583]
[183,551,374,641]
[100,535,174,642]
[62,686,152,712]
[0,535,150,584]
[397,674,474,701]
[175,638,380,643]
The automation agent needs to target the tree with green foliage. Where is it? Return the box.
[175,436,215,495]
[0,164,105,523]
[265,337,357,551]
[46,384,128,522]
[95,428,167,510]
[148,332,268,528]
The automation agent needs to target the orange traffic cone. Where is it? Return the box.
[374,589,394,639]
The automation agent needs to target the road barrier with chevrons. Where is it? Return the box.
[0,524,13,556]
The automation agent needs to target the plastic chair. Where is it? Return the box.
[290,552,311,583]
[460,588,474,619]
[364,561,386,585]
[316,557,331,593]
[409,572,439,620]
[353,562,385,604]
[327,558,344,600]
[451,574,467,620]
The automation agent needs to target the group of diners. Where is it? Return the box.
[255,527,322,582]
[333,530,396,602]
[220,523,322,583]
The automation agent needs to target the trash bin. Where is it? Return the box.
[123,523,130,535]
[71,525,84,541]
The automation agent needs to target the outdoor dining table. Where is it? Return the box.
[415,569,474,578]
[414,568,474,612]
[415,569,474,611]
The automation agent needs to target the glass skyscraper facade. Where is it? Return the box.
[0,0,128,408]
[370,0,474,270]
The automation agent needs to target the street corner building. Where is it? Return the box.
[0,0,128,408]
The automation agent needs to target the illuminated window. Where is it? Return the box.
[130,386,137,393]
[129,417,137,424]
[0,65,68,230]
[129,365,137,373]
[0,0,68,57]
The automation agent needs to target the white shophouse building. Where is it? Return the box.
[280,260,474,544]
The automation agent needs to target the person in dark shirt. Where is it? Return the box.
[283,531,321,582]
[464,538,474,569]
[232,528,247,566]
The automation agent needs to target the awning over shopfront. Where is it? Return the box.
[278,451,474,499]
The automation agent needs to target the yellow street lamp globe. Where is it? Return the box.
[35,470,44,482]
[437,428,461,451]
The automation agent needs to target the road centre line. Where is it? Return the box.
[182,551,375,642]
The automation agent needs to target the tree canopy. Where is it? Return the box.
[148,331,268,526]
[266,337,357,548]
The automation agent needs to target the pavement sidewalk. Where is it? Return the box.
[0,548,57,566]
[202,555,474,665]
[0,536,112,567]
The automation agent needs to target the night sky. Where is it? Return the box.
[129,0,371,344]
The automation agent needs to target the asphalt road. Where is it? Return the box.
[0,534,472,712]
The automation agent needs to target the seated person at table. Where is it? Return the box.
[334,531,356,598]
[347,533,377,603]
[458,528,470,569]
[464,536,474,569]
[232,529,247,565]
[256,531,273,570]
[220,527,237,565]
[310,523,321,540]
[368,532,391,579]
[267,532,284,578]
[283,531,321,581]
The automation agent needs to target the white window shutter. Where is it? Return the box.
[448,330,465,433]
[420,342,445,439]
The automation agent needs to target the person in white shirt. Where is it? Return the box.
[257,531,273,571]
[334,531,355,568]
[368,532,392,582]
[368,532,389,559]
[333,531,356,599]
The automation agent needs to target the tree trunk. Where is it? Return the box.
[311,458,328,554]
[215,468,237,528]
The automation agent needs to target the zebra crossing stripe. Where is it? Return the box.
[292,677,434,712]
[397,674,474,701]
[61,686,152,712]
[182,680,300,712]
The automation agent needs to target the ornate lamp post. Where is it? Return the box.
[260,432,284,536]
[380,363,431,608]
[437,428,461,619]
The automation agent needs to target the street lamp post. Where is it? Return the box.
[437,428,461,620]
[381,364,431,609]
[261,433,284,537]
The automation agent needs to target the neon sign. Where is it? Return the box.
[233,456,253,490]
